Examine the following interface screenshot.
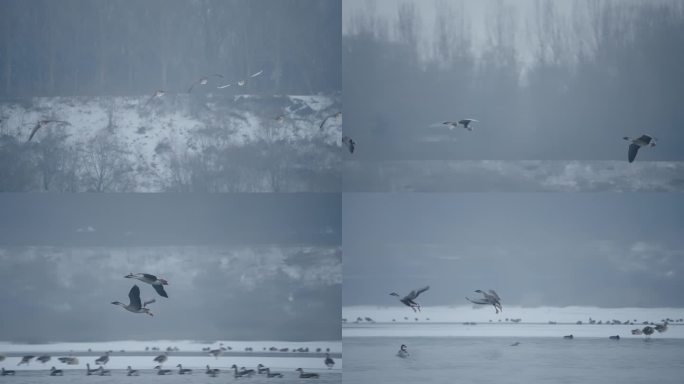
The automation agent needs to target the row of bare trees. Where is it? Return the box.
[0,0,340,98]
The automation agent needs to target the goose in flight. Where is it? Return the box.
[623,134,656,163]
[111,285,155,316]
[94,352,109,365]
[390,286,430,312]
[1,368,15,376]
[125,273,169,298]
[319,112,342,130]
[17,355,34,365]
[153,352,168,364]
[342,135,355,154]
[324,353,335,368]
[127,366,139,376]
[209,346,226,358]
[37,355,51,363]
[205,365,220,377]
[442,119,479,131]
[27,120,70,142]
[217,70,263,89]
[49,367,63,376]
[154,365,172,375]
[397,344,410,358]
[188,74,224,93]
[466,289,502,313]
[296,368,320,378]
[57,357,78,365]
[176,364,192,374]
[144,90,166,107]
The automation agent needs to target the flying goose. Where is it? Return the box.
[94,352,109,365]
[342,135,355,153]
[125,273,169,298]
[466,289,502,313]
[397,344,409,358]
[390,286,430,312]
[17,355,34,365]
[57,357,78,365]
[623,135,656,163]
[144,90,166,107]
[217,70,264,88]
[49,367,63,376]
[154,365,172,375]
[209,347,226,358]
[1,368,15,376]
[127,366,139,376]
[37,355,51,363]
[176,364,192,374]
[188,74,224,93]
[319,112,342,130]
[442,119,479,131]
[324,353,335,368]
[153,352,168,364]
[296,368,320,378]
[111,285,155,316]
[27,120,70,142]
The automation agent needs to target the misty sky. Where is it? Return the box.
[343,193,684,308]
[341,0,684,162]
[0,194,341,342]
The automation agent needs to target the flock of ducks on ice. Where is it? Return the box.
[1,357,333,378]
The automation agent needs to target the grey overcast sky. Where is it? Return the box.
[343,193,684,308]
[0,194,341,343]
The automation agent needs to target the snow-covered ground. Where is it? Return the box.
[342,306,684,338]
[0,340,341,371]
[0,93,341,192]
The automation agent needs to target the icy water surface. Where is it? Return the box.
[343,336,684,384]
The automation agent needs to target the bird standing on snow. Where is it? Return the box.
[390,286,430,312]
[125,273,169,298]
[111,285,155,316]
[466,289,503,313]
[623,134,656,163]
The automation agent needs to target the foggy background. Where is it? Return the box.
[342,0,684,161]
[343,193,684,308]
[0,0,340,97]
[0,194,341,342]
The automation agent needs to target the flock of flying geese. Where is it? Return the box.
[389,285,670,358]
[342,117,659,163]
[390,286,502,314]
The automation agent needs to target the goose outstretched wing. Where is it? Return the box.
[628,143,639,163]
[406,286,429,300]
[128,285,142,310]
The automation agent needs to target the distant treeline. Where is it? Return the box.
[0,0,341,97]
